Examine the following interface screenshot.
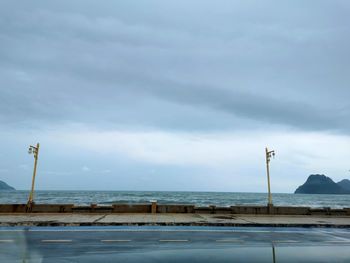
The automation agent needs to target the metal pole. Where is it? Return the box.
[266,147,272,205]
[27,143,40,211]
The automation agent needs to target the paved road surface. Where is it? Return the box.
[1,226,350,262]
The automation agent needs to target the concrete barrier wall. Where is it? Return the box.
[194,206,215,214]
[0,203,349,216]
[112,204,151,213]
[272,206,310,215]
[0,204,27,213]
[195,206,232,214]
[32,204,74,213]
[308,207,347,216]
[0,204,74,213]
[72,205,113,213]
[157,205,195,213]
[230,206,269,215]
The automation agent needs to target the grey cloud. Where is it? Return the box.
[0,0,349,132]
[1,0,350,192]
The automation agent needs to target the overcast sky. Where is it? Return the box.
[0,0,349,192]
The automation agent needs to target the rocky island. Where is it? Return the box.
[295,174,350,194]
[337,179,350,192]
[0,180,15,191]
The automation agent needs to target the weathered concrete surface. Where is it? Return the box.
[1,213,350,227]
[2,204,350,215]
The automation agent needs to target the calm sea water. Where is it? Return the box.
[1,191,350,208]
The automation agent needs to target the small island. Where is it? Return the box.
[295,174,350,194]
[0,180,15,191]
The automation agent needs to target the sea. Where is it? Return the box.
[1,191,350,208]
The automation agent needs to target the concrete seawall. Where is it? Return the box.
[1,213,350,228]
[1,203,349,216]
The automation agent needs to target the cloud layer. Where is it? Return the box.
[0,0,349,191]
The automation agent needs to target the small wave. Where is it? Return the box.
[1,191,350,208]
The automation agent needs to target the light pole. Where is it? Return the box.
[265,147,275,206]
[27,143,40,212]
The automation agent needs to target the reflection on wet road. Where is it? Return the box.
[1,226,350,262]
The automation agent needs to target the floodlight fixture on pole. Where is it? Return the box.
[265,147,275,206]
[27,143,40,212]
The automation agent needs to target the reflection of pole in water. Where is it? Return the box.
[272,245,276,263]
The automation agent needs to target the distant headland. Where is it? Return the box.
[295,174,350,194]
[0,180,15,191]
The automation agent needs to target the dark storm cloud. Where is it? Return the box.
[0,0,349,132]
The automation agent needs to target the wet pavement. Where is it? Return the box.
[1,226,350,262]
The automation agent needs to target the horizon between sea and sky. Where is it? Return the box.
[1,1,350,193]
